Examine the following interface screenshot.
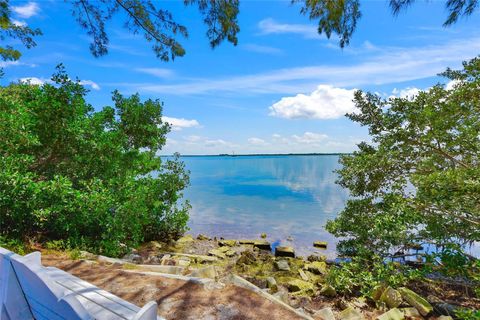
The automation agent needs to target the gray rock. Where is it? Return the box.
[338,306,364,320]
[254,240,272,251]
[123,253,142,263]
[274,259,291,271]
[376,308,404,320]
[189,265,217,279]
[266,277,278,292]
[313,307,335,320]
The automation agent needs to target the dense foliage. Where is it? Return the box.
[327,57,480,262]
[0,66,190,256]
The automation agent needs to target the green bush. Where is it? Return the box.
[326,256,423,296]
[0,66,190,256]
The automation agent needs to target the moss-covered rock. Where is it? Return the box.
[320,284,337,297]
[274,259,290,271]
[196,234,211,240]
[305,261,327,275]
[380,287,403,308]
[376,308,404,320]
[313,241,328,249]
[371,285,386,301]
[239,239,256,245]
[253,240,271,251]
[338,306,364,320]
[287,279,314,292]
[398,287,433,316]
[266,276,278,292]
[261,233,267,239]
[275,246,295,258]
[208,249,226,259]
[218,239,237,247]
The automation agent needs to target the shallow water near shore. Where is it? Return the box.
[180,155,348,258]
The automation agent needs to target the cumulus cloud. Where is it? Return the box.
[19,77,100,90]
[248,137,268,146]
[205,139,229,147]
[163,116,200,131]
[11,2,40,18]
[292,132,328,144]
[269,85,357,119]
[391,87,421,99]
[20,77,45,85]
[258,18,319,39]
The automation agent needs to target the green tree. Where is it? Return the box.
[1,0,478,71]
[0,1,41,75]
[0,66,190,256]
[327,57,480,260]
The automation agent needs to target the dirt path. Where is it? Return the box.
[42,254,306,320]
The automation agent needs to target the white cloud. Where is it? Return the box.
[292,132,328,144]
[248,137,268,146]
[258,18,319,39]
[135,68,174,78]
[160,131,363,155]
[79,80,100,90]
[269,85,356,119]
[205,139,229,147]
[20,77,45,85]
[132,37,480,96]
[11,2,40,19]
[243,44,283,55]
[391,87,421,99]
[163,116,200,131]
[19,77,100,90]
[11,19,26,26]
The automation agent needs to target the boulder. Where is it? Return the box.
[437,316,453,320]
[274,259,291,271]
[399,307,421,319]
[176,234,194,244]
[217,246,231,253]
[338,306,364,320]
[236,251,256,265]
[254,240,272,251]
[123,253,142,263]
[313,241,328,249]
[273,291,289,304]
[307,254,327,262]
[305,261,327,275]
[197,234,211,241]
[208,249,227,259]
[218,239,237,247]
[376,308,404,320]
[298,269,310,281]
[225,250,236,257]
[320,284,337,297]
[380,287,403,308]
[266,277,278,292]
[261,233,267,239]
[371,285,386,301]
[275,246,295,258]
[287,279,314,293]
[398,287,433,316]
[189,265,217,279]
[314,307,335,320]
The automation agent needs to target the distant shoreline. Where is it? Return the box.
[161,153,352,157]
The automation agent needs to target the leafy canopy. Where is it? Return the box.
[327,57,480,259]
[1,0,477,73]
[0,66,190,256]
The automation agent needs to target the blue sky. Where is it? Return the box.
[2,1,480,155]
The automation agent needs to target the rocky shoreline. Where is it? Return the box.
[69,233,476,319]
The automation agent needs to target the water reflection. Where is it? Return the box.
[182,155,349,258]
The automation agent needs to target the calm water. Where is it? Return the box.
[181,155,348,258]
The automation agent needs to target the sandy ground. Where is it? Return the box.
[42,254,305,320]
